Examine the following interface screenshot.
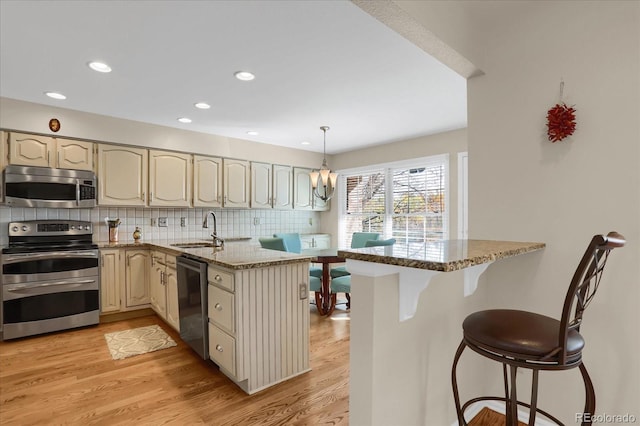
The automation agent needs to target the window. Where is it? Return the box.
[339,155,448,251]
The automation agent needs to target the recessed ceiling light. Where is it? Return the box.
[194,102,211,109]
[246,131,259,136]
[301,141,310,145]
[88,61,112,73]
[234,71,255,81]
[45,92,66,100]
[177,117,192,123]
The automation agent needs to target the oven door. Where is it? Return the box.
[2,276,100,340]
[2,250,99,284]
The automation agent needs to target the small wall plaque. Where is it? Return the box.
[49,118,60,132]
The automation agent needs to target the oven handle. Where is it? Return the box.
[76,179,81,207]
[3,250,99,263]
[7,279,97,292]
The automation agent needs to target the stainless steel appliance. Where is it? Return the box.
[1,220,100,340]
[3,165,97,208]
[177,255,209,359]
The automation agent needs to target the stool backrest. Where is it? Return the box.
[259,237,288,252]
[351,232,380,248]
[364,238,396,247]
[558,231,625,363]
[273,233,302,253]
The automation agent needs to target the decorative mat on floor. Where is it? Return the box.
[104,325,177,360]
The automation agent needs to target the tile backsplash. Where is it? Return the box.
[0,206,321,245]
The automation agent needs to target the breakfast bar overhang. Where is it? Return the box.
[338,239,545,426]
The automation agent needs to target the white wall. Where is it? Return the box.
[394,0,640,423]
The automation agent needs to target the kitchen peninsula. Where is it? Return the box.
[100,240,313,395]
[338,239,545,426]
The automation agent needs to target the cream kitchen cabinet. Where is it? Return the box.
[150,251,167,318]
[149,250,179,331]
[293,167,330,211]
[100,249,122,313]
[251,162,293,209]
[148,150,192,207]
[193,155,223,208]
[124,249,150,308]
[207,262,310,394]
[165,255,180,331]
[301,233,331,249]
[223,158,250,208]
[7,132,94,171]
[98,145,148,206]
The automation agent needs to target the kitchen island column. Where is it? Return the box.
[338,239,545,426]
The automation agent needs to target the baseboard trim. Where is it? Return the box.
[99,309,155,323]
[451,400,557,426]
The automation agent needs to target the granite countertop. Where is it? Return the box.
[338,239,545,272]
[98,238,313,270]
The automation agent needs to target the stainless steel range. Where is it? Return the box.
[1,220,100,340]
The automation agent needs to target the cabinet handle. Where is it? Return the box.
[215,344,224,352]
[161,271,165,285]
[214,303,222,311]
[57,151,60,167]
[150,192,154,202]
[142,191,146,202]
[47,151,50,166]
[126,255,130,267]
[214,274,222,282]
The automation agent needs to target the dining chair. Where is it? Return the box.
[260,236,323,307]
[330,232,380,278]
[451,232,625,426]
[273,233,322,278]
[330,237,396,310]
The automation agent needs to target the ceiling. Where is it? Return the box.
[0,0,467,155]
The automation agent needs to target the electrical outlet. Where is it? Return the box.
[253,217,260,226]
[299,283,308,300]
[308,217,313,226]
[180,217,186,227]
[158,217,168,227]
[150,218,157,227]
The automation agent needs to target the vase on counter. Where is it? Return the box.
[133,227,142,242]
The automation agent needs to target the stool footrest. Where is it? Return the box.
[459,396,563,426]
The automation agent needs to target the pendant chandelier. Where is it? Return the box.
[309,126,338,202]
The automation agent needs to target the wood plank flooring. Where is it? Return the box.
[1,302,509,425]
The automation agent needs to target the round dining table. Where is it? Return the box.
[302,248,345,315]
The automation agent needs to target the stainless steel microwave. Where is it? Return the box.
[3,165,97,208]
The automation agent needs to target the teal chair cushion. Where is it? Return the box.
[364,238,396,247]
[351,232,380,248]
[310,266,323,278]
[309,276,322,293]
[330,266,349,278]
[273,233,302,253]
[330,275,351,294]
[259,237,288,251]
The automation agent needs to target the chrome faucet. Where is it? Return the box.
[202,211,224,248]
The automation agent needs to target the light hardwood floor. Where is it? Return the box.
[0,304,350,425]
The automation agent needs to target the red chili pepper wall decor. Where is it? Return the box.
[547,102,576,142]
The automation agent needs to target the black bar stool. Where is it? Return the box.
[451,232,626,425]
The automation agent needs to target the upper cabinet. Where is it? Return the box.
[193,155,223,208]
[293,167,330,211]
[98,145,148,206]
[252,163,292,210]
[148,150,192,207]
[7,132,94,171]
[224,159,250,208]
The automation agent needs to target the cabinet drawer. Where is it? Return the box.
[208,284,235,334]
[209,323,236,377]
[208,267,234,292]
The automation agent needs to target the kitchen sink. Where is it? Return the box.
[170,242,215,248]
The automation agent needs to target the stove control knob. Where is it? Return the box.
[21,226,28,232]
[12,226,18,232]
[85,225,91,231]
[71,226,76,230]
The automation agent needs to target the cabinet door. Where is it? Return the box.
[149,254,166,318]
[124,250,150,308]
[98,145,148,206]
[224,159,250,208]
[193,155,223,207]
[293,167,313,210]
[8,132,54,167]
[165,259,180,332]
[273,165,293,210]
[100,249,121,313]
[250,162,272,209]
[149,150,192,207]
[56,138,94,171]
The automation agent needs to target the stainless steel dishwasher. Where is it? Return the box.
[176,255,209,360]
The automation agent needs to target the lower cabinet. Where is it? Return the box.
[100,249,122,313]
[124,249,151,308]
[149,250,180,332]
[301,233,331,249]
[165,256,180,331]
[207,262,311,394]
[100,248,150,313]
